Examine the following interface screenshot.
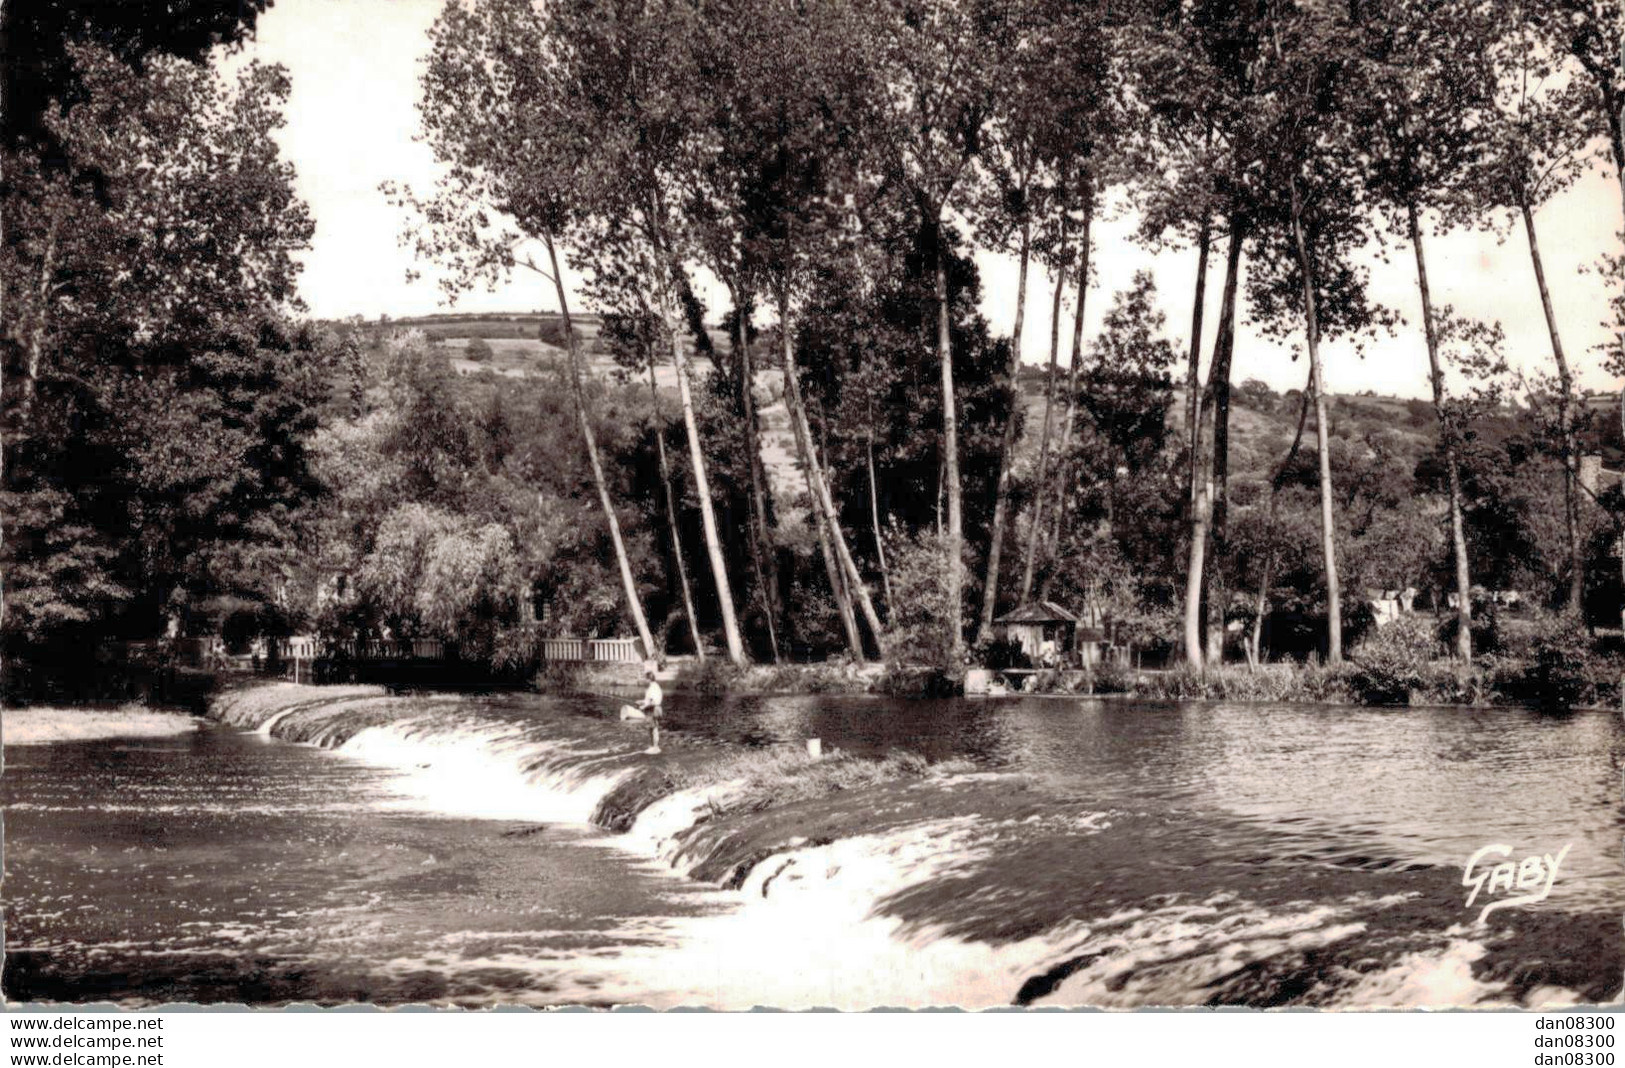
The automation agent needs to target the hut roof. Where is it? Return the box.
[994,600,1079,625]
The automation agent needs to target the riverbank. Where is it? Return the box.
[533,658,953,698]
[189,680,1622,1008]
[534,617,1625,711]
[539,655,1623,712]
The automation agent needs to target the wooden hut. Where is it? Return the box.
[994,601,1079,664]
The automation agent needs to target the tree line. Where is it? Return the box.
[1,0,1622,695]
[395,0,1625,671]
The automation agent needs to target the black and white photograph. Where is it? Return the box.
[2,0,1623,1018]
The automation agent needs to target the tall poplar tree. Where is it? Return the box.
[403,0,660,660]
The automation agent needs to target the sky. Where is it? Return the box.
[235,0,1625,400]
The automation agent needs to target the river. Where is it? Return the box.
[4,684,1620,1008]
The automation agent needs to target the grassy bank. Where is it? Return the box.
[1028,653,1622,711]
[531,658,957,698]
[536,653,1624,709]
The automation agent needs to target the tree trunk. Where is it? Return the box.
[1183,217,1243,668]
[20,216,58,433]
[1184,477,1212,669]
[934,223,965,662]
[648,355,704,662]
[935,451,944,537]
[781,325,861,657]
[1288,177,1343,664]
[866,415,893,608]
[1408,200,1474,662]
[1202,221,1245,664]
[4,213,59,698]
[667,310,747,666]
[730,284,782,662]
[543,234,657,661]
[1519,196,1585,615]
[1250,373,1314,670]
[809,462,862,657]
[1186,216,1212,508]
[1018,223,1072,603]
[975,219,1032,644]
[779,290,888,660]
[1038,209,1096,594]
[1246,556,1270,669]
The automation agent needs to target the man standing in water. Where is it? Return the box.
[638,668,663,754]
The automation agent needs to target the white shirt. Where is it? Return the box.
[642,680,663,709]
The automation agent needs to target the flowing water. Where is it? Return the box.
[4,684,1621,1008]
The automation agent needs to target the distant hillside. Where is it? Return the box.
[348,313,1622,515]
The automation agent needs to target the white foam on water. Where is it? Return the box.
[602,782,751,869]
[335,720,633,825]
[1331,931,1510,1008]
[567,815,1139,1009]
[216,687,1602,1010]
[4,708,201,746]
[1035,899,1372,1008]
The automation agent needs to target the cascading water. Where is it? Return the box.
[7,682,1619,1008]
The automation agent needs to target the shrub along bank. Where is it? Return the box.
[1081,614,1623,710]
[527,610,1623,712]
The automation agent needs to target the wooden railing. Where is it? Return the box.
[267,634,637,665]
[542,637,586,662]
[542,637,641,664]
[326,638,445,661]
[588,638,642,663]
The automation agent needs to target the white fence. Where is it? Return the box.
[588,638,642,663]
[326,638,445,660]
[270,634,637,664]
[542,637,586,662]
[543,637,642,664]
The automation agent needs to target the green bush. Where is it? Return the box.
[530,661,584,693]
[1438,601,1503,655]
[464,336,494,362]
[1090,661,1136,694]
[1523,619,1596,711]
[882,530,963,669]
[1346,615,1440,705]
[872,663,959,697]
[674,656,745,694]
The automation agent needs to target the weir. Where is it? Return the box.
[191,682,1623,1009]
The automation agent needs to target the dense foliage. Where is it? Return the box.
[4,0,1622,708]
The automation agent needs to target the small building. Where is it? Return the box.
[994,601,1080,664]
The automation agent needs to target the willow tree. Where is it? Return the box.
[401,0,658,660]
